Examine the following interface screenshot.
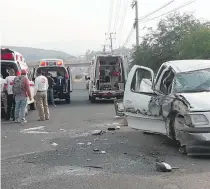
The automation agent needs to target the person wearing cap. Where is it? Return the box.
[13,69,32,124]
[34,69,49,121]
[4,69,16,120]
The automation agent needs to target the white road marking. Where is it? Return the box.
[20,126,48,134]
[2,151,39,161]
[22,131,49,134]
[22,126,45,131]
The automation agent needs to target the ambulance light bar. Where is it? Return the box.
[39,60,64,67]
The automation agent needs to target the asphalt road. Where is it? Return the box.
[1,81,210,189]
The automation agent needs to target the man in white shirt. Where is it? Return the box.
[1,75,7,117]
[4,69,16,120]
[0,74,4,92]
[34,69,49,121]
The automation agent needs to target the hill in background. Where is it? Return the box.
[2,46,75,65]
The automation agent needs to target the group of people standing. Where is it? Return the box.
[2,69,56,124]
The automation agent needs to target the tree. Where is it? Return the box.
[132,12,210,71]
[177,27,210,59]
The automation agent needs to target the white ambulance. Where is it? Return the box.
[0,48,36,116]
[31,59,73,103]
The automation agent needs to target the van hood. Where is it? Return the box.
[179,92,210,111]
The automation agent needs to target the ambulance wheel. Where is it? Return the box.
[66,97,71,104]
[30,101,36,110]
[90,96,96,103]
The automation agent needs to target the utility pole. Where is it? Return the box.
[131,0,139,47]
[102,44,108,54]
[105,32,116,54]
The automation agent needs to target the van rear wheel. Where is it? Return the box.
[66,96,71,104]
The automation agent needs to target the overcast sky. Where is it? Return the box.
[1,0,209,55]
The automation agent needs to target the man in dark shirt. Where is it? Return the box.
[46,73,56,106]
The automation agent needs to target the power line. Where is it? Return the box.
[112,0,122,32]
[117,0,129,38]
[138,0,195,23]
[122,0,175,48]
[137,0,175,22]
[121,0,195,47]
[108,0,114,33]
[122,27,135,47]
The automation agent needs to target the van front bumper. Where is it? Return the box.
[180,128,210,156]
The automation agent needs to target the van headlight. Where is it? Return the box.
[184,114,209,127]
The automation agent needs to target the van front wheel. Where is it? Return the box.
[90,96,96,103]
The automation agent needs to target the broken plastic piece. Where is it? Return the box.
[91,130,103,135]
[51,143,58,146]
[77,143,85,145]
[156,162,179,172]
[84,165,103,169]
[108,127,116,131]
[93,148,100,152]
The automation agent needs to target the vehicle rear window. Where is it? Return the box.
[1,62,18,79]
[36,67,67,77]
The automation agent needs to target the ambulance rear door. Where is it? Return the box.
[67,66,73,92]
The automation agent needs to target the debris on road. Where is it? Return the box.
[93,148,100,152]
[156,162,179,172]
[51,142,58,146]
[91,130,104,135]
[84,165,103,169]
[94,138,99,142]
[108,127,116,131]
[116,126,121,130]
[77,142,85,145]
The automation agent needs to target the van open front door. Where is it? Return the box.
[122,65,166,134]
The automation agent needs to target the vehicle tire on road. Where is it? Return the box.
[66,96,71,104]
[90,96,96,103]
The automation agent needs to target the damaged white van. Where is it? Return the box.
[115,60,210,156]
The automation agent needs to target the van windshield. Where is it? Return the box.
[174,68,210,93]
